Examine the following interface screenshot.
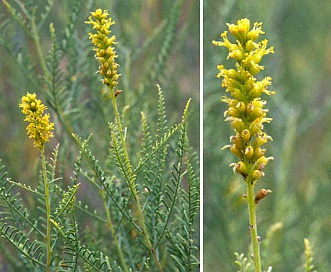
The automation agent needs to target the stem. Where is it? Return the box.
[109,89,163,272]
[31,14,47,73]
[246,177,262,272]
[41,145,52,271]
[101,190,129,272]
[109,90,133,191]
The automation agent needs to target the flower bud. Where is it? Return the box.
[253,133,272,148]
[252,170,263,180]
[243,58,263,75]
[230,117,245,133]
[225,107,241,118]
[227,87,243,100]
[249,118,263,136]
[227,18,250,44]
[247,29,262,41]
[245,146,254,160]
[230,145,242,158]
[229,49,244,62]
[255,156,274,170]
[245,40,258,51]
[241,129,251,142]
[253,147,266,160]
[246,99,267,120]
[233,161,248,177]
[230,134,244,149]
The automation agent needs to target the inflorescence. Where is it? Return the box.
[19,92,54,149]
[213,18,275,184]
[86,9,120,92]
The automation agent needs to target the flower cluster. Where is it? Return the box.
[86,9,120,92]
[19,92,54,149]
[213,18,275,184]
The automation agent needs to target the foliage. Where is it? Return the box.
[234,252,252,272]
[204,0,331,271]
[0,0,199,271]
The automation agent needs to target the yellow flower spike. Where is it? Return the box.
[86,9,120,92]
[214,19,275,271]
[19,92,54,149]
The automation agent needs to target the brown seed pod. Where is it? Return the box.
[254,188,272,204]
[115,89,122,97]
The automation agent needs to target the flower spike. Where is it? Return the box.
[214,19,276,271]
[86,9,120,93]
[213,18,275,182]
[19,92,54,149]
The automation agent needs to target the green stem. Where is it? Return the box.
[246,177,262,272]
[41,145,52,271]
[109,89,163,272]
[31,14,47,73]
[101,190,129,272]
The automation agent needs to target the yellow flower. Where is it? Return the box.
[86,9,120,92]
[19,92,54,149]
[213,18,275,183]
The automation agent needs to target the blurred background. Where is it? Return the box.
[204,0,331,270]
